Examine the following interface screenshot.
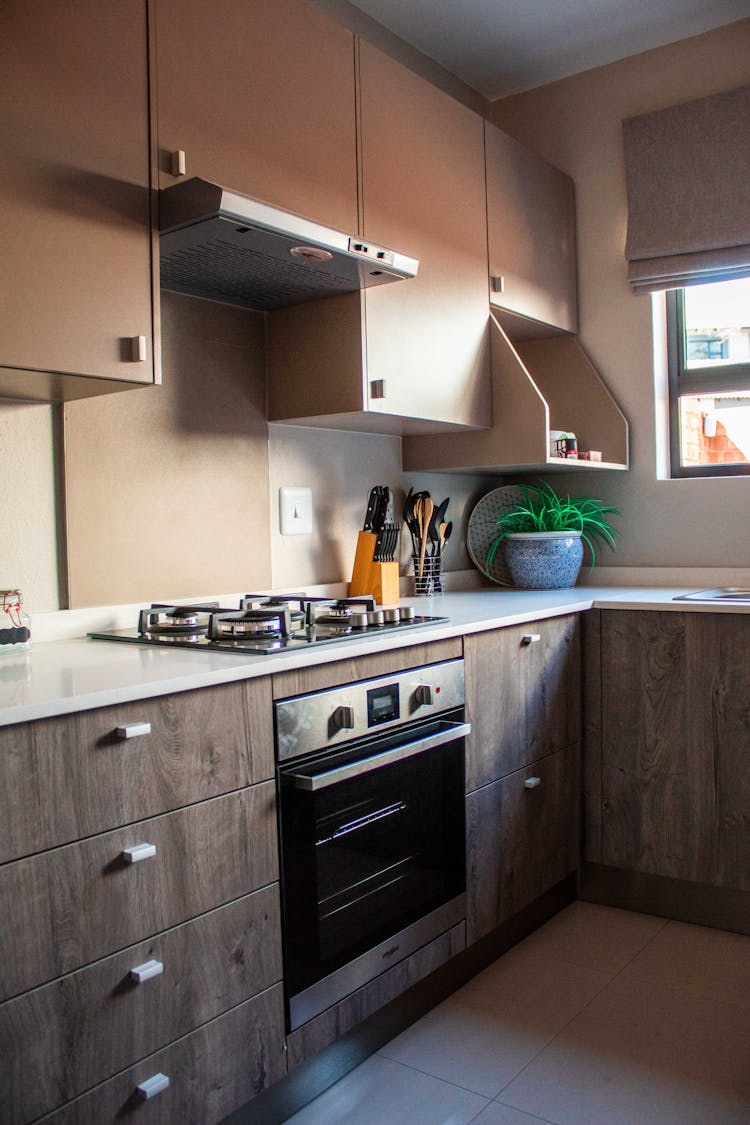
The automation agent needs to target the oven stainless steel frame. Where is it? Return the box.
[276,659,468,1032]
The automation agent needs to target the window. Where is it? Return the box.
[667,277,750,477]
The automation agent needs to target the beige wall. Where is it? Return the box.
[493,18,750,568]
[0,402,60,612]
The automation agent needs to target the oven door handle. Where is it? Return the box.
[285,720,471,791]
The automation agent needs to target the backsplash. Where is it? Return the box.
[0,293,491,613]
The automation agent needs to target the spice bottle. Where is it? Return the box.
[0,589,32,653]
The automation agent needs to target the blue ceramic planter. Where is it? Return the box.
[504,531,584,589]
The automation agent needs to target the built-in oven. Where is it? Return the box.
[276,659,468,1032]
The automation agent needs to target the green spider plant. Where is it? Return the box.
[486,481,619,569]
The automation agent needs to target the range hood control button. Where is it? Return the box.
[332,705,355,732]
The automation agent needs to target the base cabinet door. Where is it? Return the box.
[467,745,579,945]
[465,615,581,791]
[0,0,155,395]
[598,610,750,891]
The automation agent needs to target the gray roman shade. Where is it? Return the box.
[623,85,750,294]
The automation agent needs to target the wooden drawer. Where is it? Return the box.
[37,984,287,1125]
[466,744,579,944]
[1,886,281,1124]
[0,678,274,862]
[464,614,581,791]
[0,784,277,1001]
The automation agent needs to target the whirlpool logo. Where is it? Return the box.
[382,944,400,960]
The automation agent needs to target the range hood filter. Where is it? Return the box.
[159,179,418,312]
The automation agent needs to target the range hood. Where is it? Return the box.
[159,178,418,311]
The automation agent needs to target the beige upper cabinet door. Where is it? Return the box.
[358,42,492,431]
[0,0,154,387]
[155,0,359,234]
[485,122,578,334]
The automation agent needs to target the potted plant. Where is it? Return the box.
[485,481,619,589]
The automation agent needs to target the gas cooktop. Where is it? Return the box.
[88,594,448,656]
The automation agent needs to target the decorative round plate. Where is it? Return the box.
[466,485,527,586]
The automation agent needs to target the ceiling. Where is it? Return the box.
[346,0,750,99]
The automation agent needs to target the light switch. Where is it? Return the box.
[280,486,313,535]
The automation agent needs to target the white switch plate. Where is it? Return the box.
[279,486,313,535]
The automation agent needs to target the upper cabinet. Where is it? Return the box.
[154,0,359,234]
[356,42,492,431]
[485,122,578,336]
[0,0,156,401]
[268,40,492,434]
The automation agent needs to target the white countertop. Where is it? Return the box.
[1,585,747,726]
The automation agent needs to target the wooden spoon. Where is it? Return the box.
[418,497,434,579]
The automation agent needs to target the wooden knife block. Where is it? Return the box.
[349,531,400,606]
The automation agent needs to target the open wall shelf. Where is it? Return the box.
[402,313,629,474]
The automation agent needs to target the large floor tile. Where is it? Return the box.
[378,950,610,1098]
[472,1104,555,1124]
[283,1054,489,1124]
[498,972,750,1124]
[516,901,667,975]
[623,918,750,1008]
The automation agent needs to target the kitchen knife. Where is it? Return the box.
[363,487,380,531]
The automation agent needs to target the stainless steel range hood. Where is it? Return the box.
[159,178,418,311]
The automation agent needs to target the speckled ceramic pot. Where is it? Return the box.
[504,531,584,589]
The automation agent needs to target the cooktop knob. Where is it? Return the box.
[400,605,416,621]
[331,705,355,732]
[414,684,433,707]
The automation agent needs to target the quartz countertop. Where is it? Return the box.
[1,586,746,726]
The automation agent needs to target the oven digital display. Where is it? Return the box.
[366,683,400,726]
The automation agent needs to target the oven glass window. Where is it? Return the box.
[279,734,464,998]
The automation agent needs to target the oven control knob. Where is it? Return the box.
[331,705,355,732]
[414,684,433,708]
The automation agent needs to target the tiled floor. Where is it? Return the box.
[284,902,750,1124]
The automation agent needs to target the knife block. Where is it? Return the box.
[349,531,400,606]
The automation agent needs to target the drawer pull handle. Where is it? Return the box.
[136,1073,170,1101]
[122,842,157,864]
[116,721,152,740]
[170,148,187,176]
[524,776,542,789]
[521,633,541,645]
[130,959,164,983]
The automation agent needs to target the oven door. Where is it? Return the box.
[278,713,468,1030]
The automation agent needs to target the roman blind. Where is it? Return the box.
[623,85,750,294]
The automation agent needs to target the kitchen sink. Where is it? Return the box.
[674,587,750,604]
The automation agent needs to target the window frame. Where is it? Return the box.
[666,287,750,478]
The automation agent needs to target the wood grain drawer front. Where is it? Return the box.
[38,984,287,1125]
[0,678,274,863]
[271,637,462,699]
[0,785,277,1001]
[466,745,579,945]
[465,615,581,792]
[1,886,281,1124]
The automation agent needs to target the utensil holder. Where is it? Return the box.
[412,554,443,597]
[350,532,400,605]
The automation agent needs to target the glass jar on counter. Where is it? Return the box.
[0,589,31,653]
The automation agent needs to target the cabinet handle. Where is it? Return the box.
[122,842,157,864]
[129,959,164,984]
[370,378,387,400]
[170,149,187,176]
[491,275,505,293]
[135,1073,170,1101]
[524,776,542,789]
[125,335,147,363]
[116,721,152,740]
[521,633,541,645]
